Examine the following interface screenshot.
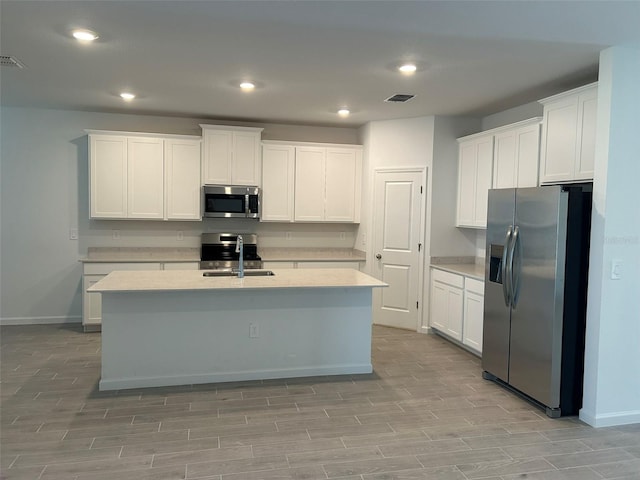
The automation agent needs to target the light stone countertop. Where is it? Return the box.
[431,263,485,281]
[259,248,366,262]
[89,268,387,293]
[80,247,200,263]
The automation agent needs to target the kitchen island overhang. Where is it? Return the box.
[89,269,387,391]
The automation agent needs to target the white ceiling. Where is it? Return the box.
[2,1,639,127]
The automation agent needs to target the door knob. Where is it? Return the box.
[375,254,382,260]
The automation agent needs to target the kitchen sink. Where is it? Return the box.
[203,270,275,277]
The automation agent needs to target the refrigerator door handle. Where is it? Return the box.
[511,225,522,307]
[506,225,519,308]
[501,225,513,307]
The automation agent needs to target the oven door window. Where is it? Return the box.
[205,194,246,215]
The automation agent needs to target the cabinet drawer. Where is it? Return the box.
[431,268,464,288]
[465,278,485,295]
[83,262,162,275]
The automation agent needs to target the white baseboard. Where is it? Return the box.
[0,316,82,326]
[579,408,640,427]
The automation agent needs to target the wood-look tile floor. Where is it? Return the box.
[1,325,639,480]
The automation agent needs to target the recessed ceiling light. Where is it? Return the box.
[72,29,99,42]
[398,63,417,74]
[120,92,135,101]
[337,109,350,117]
[240,82,255,91]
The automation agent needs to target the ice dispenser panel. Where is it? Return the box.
[489,244,504,284]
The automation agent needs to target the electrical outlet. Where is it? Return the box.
[249,323,259,338]
[285,232,292,241]
[69,228,78,240]
[176,231,184,241]
[112,230,120,240]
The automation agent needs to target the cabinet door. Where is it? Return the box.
[473,137,494,227]
[83,274,105,327]
[127,137,164,219]
[430,281,449,332]
[539,97,578,184]
[493,130,517,189]
[294,147,325,222]
[325,148,360,222]
[232,131,261,186]
[575,89,597,181]
[202,129,232,185]
[261,144,295,222]
[446,287,464,341]
[456,141,477,226]
[463,290,484,353]
[515,123,540,187]
[90,135,128,218]
[165,139,201,220]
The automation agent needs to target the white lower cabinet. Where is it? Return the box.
[82,262,190,330]
[162,262,200,271]
[430,268,484,354]
[463,278,485,353]
[262,261,361,270]
[429,269,464,341]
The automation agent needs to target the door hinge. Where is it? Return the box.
[420,186,423,194]
[418,243,422,252]
[416,301,419,309]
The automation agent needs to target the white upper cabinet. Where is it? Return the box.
[90,135,128,218]
[88,131,201,221]
[294,144,362,223]
[294,146,326,222]
[127,137,164,219]
[261,141,362,223]
[165,138,202,220]
[539,83,597,184]
[200,125,263,186]
[493,119,541,189]
[456,133,494,228]
[261,143,295,222]
[325,148,361,222]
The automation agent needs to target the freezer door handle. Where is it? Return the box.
[511,225,522,307]
[502,225,513,307]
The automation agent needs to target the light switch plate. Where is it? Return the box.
[69,228,78,240]
[611,259,622,280]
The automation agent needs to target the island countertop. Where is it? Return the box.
[89,268,387,293]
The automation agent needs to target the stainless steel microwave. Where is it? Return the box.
[203,185,260,219]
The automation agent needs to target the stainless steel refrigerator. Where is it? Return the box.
[482,185,591,417]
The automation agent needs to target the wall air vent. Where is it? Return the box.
[0,55,25,68]
[385,94,415,103]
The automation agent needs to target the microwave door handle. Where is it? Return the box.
[245,194,250,216]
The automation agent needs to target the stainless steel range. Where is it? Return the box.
[200,233,262,270]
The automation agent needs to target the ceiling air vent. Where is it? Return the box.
[385,94,415,103]
[0,55,25,69]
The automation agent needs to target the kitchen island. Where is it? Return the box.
[89,269,387,390]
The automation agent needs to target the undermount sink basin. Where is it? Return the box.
[203,270,275,277]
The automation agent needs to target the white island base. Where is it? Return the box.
[94,269,385,391]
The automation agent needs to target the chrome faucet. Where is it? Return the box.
[234,235,244,278]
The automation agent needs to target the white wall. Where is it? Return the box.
[481,101,543,130]
[0,106,359,323]
[580,45,640,427]
[430,116,480,258]
[356,116,435,269]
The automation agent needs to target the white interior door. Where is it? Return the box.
[372,169,424,330]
